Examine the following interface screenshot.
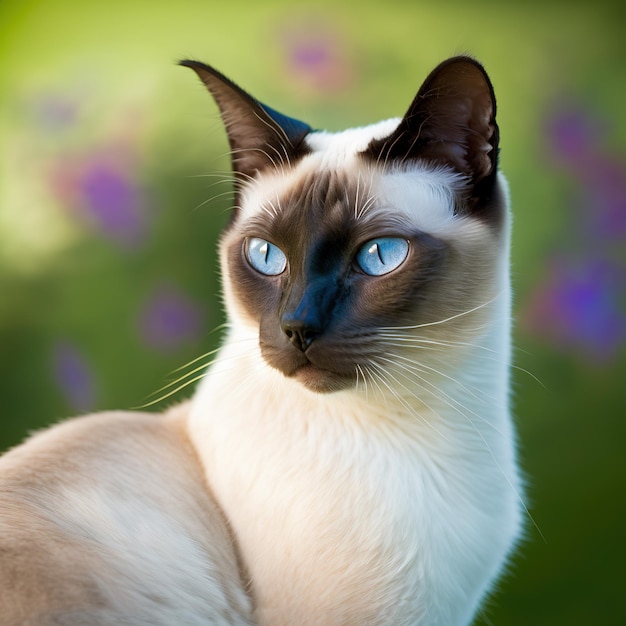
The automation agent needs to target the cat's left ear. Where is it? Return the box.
[366,56,499,204]
[180,60,311,182]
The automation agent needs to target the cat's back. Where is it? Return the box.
[0,405,253,625]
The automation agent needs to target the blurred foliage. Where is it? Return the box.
[1,1,625,624]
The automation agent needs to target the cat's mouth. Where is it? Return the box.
[259,332,357,393]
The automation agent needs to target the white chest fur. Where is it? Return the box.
[188,330,521,626]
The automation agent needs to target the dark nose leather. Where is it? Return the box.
[281,318,320,352]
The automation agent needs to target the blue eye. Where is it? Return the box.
[245,237,287,275]
[356,237,409,276]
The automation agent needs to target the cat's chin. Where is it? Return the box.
[289,363,355,394]
[259,339,356,393]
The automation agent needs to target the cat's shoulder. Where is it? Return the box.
[0,404,255,624]
[0,403,191,477]
[0,402,206,542]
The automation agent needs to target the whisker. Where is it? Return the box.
[357,193,379,221]
[251,108,294,151]
[354,172,361,220]
[378,334,547,390]
[400,114,430,165]
[230,146,282,172]
[186,172,238,181]
[378,294,503,332]
[378,129,406,171]
[137,326,254,408]
[373,355,545,542]
[134,346,254,410]
[133,373,210,409]
[368,360,450,442]
[192,189,237,212]
[148,352,221,398]
[363,365,386,404]
[376,334,499,354]
[378,354,510,441]
[356,363,370,401]
[389,352,496,403]
[364,363,397,407]
[169,332,228,375]
[510,364,548,390]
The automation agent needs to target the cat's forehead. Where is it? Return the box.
[303,118,401,166]
[238,120,466,235]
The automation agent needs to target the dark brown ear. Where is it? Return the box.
[365,56,499,203]
[180,60,312,183]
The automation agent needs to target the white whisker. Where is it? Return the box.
[251,108,294,152]
[136,330,255,409]
[372,354,543,540]
[377,354,509,440]
[192,189,236,212]
[389,352,496,403]
[367,359,450,442]
[134,373,210,409]
[364,368,385,404]
[378,294,503,332]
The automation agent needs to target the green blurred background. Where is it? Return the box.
[1,1,625,623]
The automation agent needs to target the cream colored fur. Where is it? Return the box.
[0,122,521,624]
[0,405,254,625]
[190,156,520,624]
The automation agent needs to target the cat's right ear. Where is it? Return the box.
[180,60,312,183]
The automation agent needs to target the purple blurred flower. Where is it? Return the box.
[523,258,626,362]
[534,100,626,363]
[79,159,147,248]
[52,341,97,412]
[545,104,606,167]
[585,159,626,240]
[47,143,151,250]
[544,101,626,243]
[279,16,354,93]
[137,284,203,352]
[292,38,334,72]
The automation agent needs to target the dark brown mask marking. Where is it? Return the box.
[226,170,449,393]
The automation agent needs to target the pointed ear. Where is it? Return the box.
[180,60,312,182]
[366,56,499,202]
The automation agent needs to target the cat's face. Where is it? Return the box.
[184,57,507,394]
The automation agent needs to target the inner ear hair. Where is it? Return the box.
[180,59,312,182]
[364,56,499,199]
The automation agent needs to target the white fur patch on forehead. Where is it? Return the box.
[304,118,401,166]
[238,117,467,235]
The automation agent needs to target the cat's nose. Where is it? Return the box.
[281,319,320,352]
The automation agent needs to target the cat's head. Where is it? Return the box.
[183,57,509,394]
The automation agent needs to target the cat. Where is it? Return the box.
[0,55,522,625]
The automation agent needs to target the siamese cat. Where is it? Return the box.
[0,56,522,625]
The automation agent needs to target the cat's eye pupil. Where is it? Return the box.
[356,237,409,276]
[246,237,287,276]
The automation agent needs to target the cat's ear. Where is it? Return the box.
[180,60,312,182]
[366,56,499,202]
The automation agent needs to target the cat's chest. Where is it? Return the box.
[189,376,470,624]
